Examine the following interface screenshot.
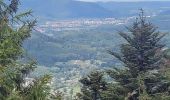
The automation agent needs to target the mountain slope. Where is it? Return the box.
[98,1,170,17]
[20,0,115,20]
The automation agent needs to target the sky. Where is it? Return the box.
[77,0,170,2]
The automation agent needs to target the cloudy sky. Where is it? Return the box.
[77,0,170,2]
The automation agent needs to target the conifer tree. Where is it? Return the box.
[0,0,58,99]
[107,9,170,100]
[78,71,107,100]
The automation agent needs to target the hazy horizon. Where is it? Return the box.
[76,0,170,2]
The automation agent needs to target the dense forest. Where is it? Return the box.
[1,0,170,100]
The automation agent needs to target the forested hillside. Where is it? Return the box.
[1,0,170,100]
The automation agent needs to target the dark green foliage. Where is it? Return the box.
[22,75,51,100]
[108,9,170,100]
[0,0,35,66]
[100,83,125,100]
[108,10,166,74]
[0,0,37,99]
[107,68,138,93]
[78,71,107,100]
[0,0,59,99]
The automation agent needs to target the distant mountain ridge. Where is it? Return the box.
[20,0,115,20]
[97,1,170,17]
[20,0,170,21]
